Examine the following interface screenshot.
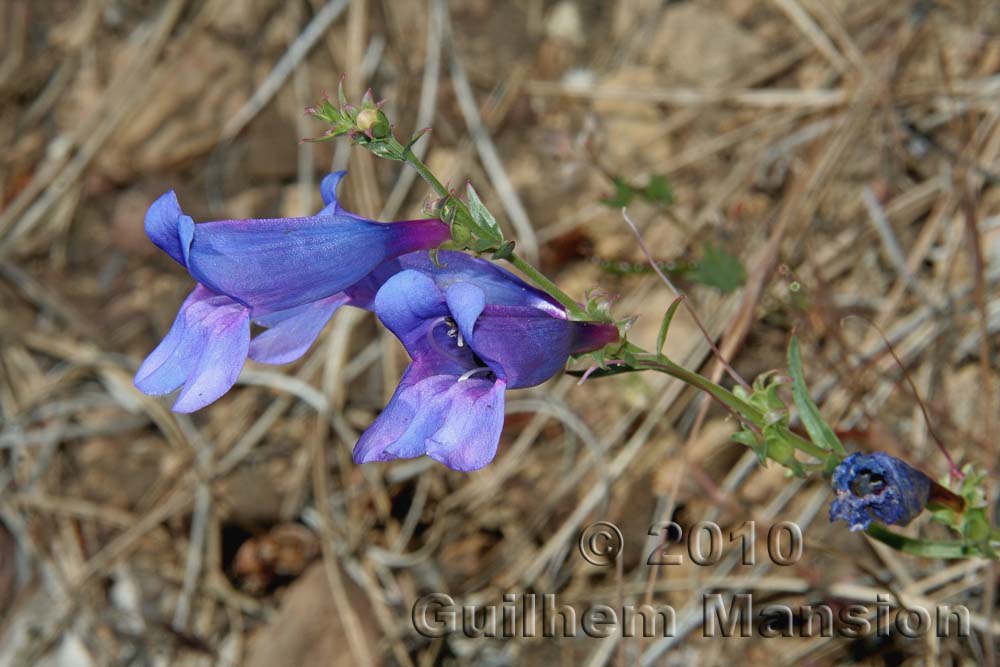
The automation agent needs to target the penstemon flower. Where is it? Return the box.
[829,452,932,531]
[353,252,619,471]
[135,172,449,412]
[126,80,1000,559]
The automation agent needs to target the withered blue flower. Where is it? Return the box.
[830,452,932,531]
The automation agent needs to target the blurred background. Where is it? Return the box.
[1,0,998,665]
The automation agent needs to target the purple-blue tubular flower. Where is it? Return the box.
[135,172,449,412]
[829,452,932,531]
[143,171,449,312]
[353,253,619,471]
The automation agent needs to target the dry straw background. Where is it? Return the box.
[1,0,999,665]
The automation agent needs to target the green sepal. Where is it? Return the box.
[732,428,769,465]
[491,240,516,261]
[364,139,406,161]
[929,464,994,555]
[449,217,473,246]
[337,80,349,108]
[761,424,804,476]
[730,430,758,447]
[405,127,432,152]
[730,429,760,449]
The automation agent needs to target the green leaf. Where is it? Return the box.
[466,184,504,244]
[600,177,634,208]
[787,336,845,455]
[641,175,674,205]
[684,242,746,294]
[655,296,684,356]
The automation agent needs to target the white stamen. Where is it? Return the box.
[457,367,492,382]
[426,316,454,358]
[427,316,469,358]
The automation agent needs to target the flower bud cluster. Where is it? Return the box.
[306,82,395,150]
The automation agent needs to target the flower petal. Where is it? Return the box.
[172,305,251,413]
[353,367,448,464]
[399,251,565,316]
[424,377,505,471]
[135,285,232,394]
[444,281,610,388]
[315,170,369,220]
[319,171,347,209]
[373,262,617,389]
[134,285,251,412]
[373,270,483,376]
[372,269,449,348]
[443,282,485,348]
[829,452,932,531]
[144,191,195,267]
[186,216,448,312]
[343,250,562,315]
[342,263,396,310]
[248,293,350,365]
[353,363,506,471]
[460,305,618,389]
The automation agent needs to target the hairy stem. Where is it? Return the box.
[402,144,449,199]
[637,355,759,420]
[636,355,832,462]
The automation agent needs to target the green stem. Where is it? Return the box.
[635,354,832,462]
[781,427,837,462]
[401,144,449,199]
[508,253,589,318]
[637,355,761,421]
